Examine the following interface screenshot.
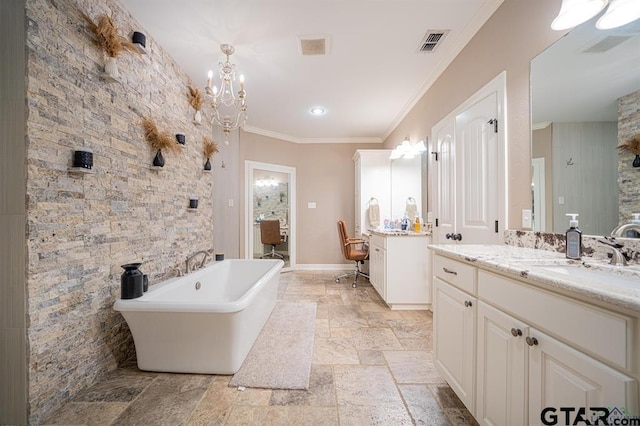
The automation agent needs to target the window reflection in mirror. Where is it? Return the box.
[531,16,640,236]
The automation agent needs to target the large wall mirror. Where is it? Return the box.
[531,16,640,236]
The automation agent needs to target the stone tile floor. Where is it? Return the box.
[43,271,477,425]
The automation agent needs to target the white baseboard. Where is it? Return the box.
[292,264,352,271]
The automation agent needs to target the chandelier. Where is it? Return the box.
[205,44,247,143]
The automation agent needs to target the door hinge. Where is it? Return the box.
[488,118,498,133]
[435,218,439,227]
[495,220,499,233]
[431,151,439,161]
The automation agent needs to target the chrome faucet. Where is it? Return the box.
[185,251,211,274]
[610,223,640,238]
[598,239,628,266]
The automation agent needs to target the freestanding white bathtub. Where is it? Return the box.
[113,259,283,374]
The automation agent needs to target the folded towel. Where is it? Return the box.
[368,198,380,227]
[405,197,418,220]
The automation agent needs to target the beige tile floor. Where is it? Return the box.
[43,271,476,426]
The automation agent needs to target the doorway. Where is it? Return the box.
[245,161,296,270]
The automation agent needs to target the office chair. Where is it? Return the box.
[260,220,285,259]
[335,220,369,288]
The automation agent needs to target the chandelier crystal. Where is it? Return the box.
[205,44,247,143]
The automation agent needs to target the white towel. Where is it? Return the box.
[368,198,380,227]
[405,197,418,220]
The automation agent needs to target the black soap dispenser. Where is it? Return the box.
[565,214,582,260]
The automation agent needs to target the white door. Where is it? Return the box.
[433,118,456,244]
[433,278,476,412]
[432,73,505,244]
[528,329,638,425]
[455,92,500,244]
[476,301,527,426]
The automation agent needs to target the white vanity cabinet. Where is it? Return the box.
[433,276,476,411]
[369,232,431,310]
[432,253,639,425]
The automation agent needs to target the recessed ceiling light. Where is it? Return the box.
[310,107,326,116]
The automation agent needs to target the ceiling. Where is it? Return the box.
[120,0,503,143]
[531,15,640,125]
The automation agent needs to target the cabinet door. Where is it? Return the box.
[528,329,639,425]
[369,243,386,299]
[433,277,476,412]
[432,117,456,244]
[476,301,527,426]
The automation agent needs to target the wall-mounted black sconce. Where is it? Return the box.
[69,147,95,174]
[189,196,198,209]
[132,31,147,54]
[176,133,186,147]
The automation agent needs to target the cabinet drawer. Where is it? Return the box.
[433,255,476,295]
[370,234,385,249]
[478,270,635,371]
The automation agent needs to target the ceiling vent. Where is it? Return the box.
[298,35,328,55]
[581,35,633,53]
[418,30,449,53]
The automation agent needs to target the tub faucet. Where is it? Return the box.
[186,251,211,274]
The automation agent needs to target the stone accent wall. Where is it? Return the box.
[618,89,640,223]
[25,0,215,422]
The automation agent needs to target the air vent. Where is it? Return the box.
[418,30,449,53]
[581,35,633,53]
[298,36,328,55]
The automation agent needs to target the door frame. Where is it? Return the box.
[244,161,297,271]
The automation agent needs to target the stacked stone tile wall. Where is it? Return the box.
[618,89,640,223]
[25,0,215,421]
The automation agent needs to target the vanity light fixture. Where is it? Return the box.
[551,0,640,30]
[390,138,427,160]
[596,0,640,29]
[310,107,326,116]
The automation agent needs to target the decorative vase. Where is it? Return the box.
[204,157,211,171]
[634,155,640,168]
[120,263,143,299]
[153,149,165,167]
[193,110,202,125]
[104,56,119,79]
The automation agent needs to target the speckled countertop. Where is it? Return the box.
[429,244,640,313]
[369,229,432,237]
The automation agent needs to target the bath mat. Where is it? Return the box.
[229,301,316,390]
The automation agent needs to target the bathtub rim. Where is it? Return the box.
[113,258,283,314]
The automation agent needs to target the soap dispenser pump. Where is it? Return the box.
[565,213,582,260]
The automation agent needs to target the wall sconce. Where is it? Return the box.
[132,31,147,54]
[551,0,640,31]
[390,137,427,160]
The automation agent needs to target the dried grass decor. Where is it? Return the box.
[203,136,219,158]
[187,85,204,111]
[141,117,180,154]
[617,133,640,156]
[82,13,139,58]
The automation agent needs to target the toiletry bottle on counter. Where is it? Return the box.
[413,216,421,232]
[565,213,582,260]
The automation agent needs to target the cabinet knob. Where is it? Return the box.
[510,328,522,337]
[464,300,473,307]
[446,233,453,240]
[525,336,539,346]
[442,267,458,276]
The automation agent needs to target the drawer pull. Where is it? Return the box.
[510,328,522,337]
[526,336,539,346]
[464,300,473,308]
[443,267,458,276]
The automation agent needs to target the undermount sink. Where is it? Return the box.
[537,265,640,289]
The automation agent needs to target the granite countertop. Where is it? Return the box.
[369,229,432,237]
[428,244,640,313]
